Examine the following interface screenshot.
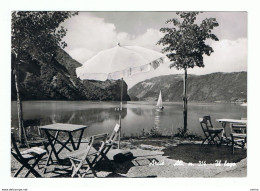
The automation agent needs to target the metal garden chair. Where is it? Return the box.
[200,116,224,146]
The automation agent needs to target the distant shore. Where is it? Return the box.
[11,99,247,104]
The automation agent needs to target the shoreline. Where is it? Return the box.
[11,100,246,104]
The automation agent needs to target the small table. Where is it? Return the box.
[216,119,247,143]
[39,123,87,168]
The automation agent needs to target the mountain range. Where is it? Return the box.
[128,72,247,103]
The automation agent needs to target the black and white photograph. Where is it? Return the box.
[1,0,260,190]
[10,10,248,178]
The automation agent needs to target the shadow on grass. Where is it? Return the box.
[163,144,247,163]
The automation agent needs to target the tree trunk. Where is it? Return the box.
[118,77,124,149]
[13,59,25,145]
[183,69,188,133]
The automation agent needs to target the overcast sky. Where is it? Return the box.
[62,12,247,88]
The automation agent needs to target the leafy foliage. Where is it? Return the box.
[157,12,219,70]
[11,11,78,62]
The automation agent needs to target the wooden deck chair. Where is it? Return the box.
[69,124,120,177]
[230,123,247,154]
[11,133,47,177]
[200,116,223,146]
[69,133,108,177]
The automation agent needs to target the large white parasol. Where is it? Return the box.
[76,43,167,147]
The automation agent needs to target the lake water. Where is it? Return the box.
[11,101,247,138]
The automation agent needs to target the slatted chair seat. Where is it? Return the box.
[231,133,246,139]
[232,139,246,143]
[232,124,246,128]
[69,147,99,159]
[19,147,46,159]
[225,136,245,141]
[207,128,223,133]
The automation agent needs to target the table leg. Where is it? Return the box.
[45,130,61,163]
[221,122,226,136]
[70,129,84,150]
[42,127,87,174]
[57,138,72,154]
[47,133,72,152]
[220,122,227,141]
[68,132,76,150]
[220,122,232,145]
[42,131,59,173]
[77,129,84,150]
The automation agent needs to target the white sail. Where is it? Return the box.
[156,91,163,108]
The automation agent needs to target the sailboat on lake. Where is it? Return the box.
[156,90,164,111]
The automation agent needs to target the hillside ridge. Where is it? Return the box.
[129,72,247,102]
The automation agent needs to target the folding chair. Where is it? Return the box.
[200,116,223,146]
[23,120,52,168]
[230,123,247,154]
[69,133,108,177]
[95,123,120,164]
[11,133,47,177]
[69,124,120,178]
[23,119,50,149]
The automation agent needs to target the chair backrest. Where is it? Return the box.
[11,133,23,159]
[92,133,109,151]
[199,115,213,133]
[231,123,247,134]
[108,124,120,143]
[23,119,42,139]
[79,133,108,162]
[80,124,120,162]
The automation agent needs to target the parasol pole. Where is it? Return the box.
[118,77,124,149]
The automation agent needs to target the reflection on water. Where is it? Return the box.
[154,110,161,129]
[11,101,247,137]
[145,109,165,136]
[153,109,163,130]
